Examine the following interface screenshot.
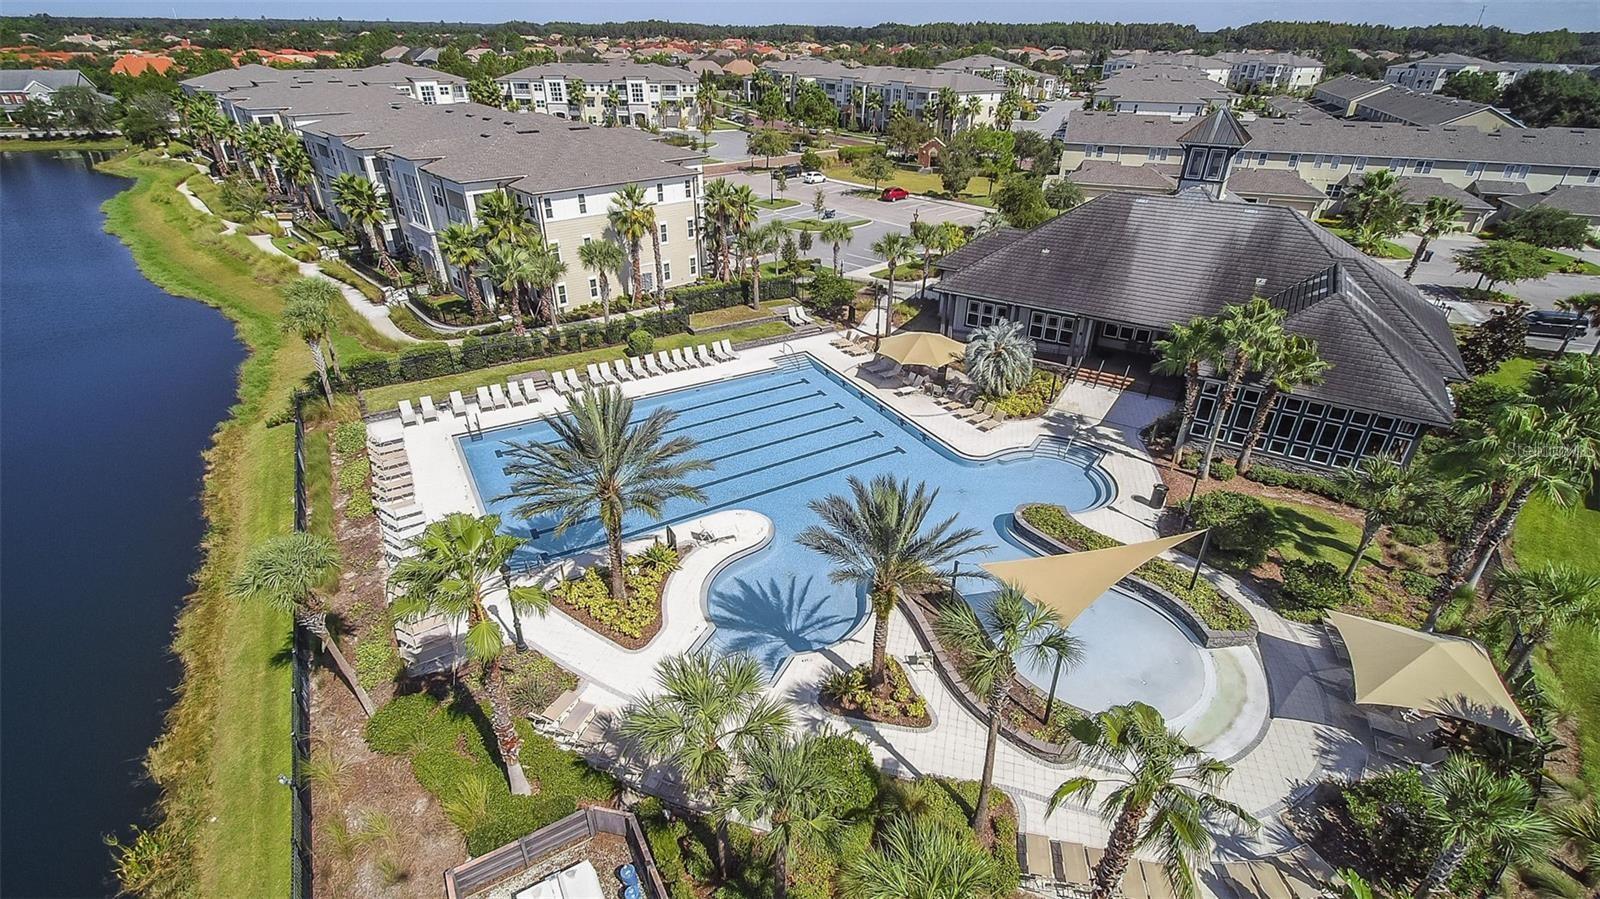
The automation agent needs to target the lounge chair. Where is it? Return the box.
[520,376,542,400]
[613,359,633,381]
[418,395,439,420]
[550,370,570,393]
[1019,833,1053,884]
[787,307,803,326]
[564,368,584,390]
[448,390,468,414]
[655,350,676,371]
[397,399,419,425]
[720,339,739,360]
[670,347,691,369]
[712,340,734,361]
[630,357,648,379]
[585,363,605,384]
[696,344,716,366]
[488,384,508,408]
[475,385,493,408]
[643,353,664,376]
[505,381,526,405]
[532,687,582,733]
[796,307,814,324]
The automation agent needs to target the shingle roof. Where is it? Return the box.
[1469,179,1532,196]
[0,69,91,91]
[1501,185,1600,219]
[936,192,1464,423]
[1066,160,1176,190]
[937,228,1024,273]
[1354,87,1515,127]
[1227,167,1324,199]
[1096,67,1234,105]
[1179,108,1250,147]
[1397,53,1506,72]
[761,58,1001,93]
[499,61,696,85]
[1311,75,1393,106]
[937,54,1029,72]
[181,63,289,93]
[1396,177,1495,212]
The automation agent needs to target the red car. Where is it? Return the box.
[880,186,910,201]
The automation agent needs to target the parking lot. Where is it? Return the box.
[712,168,991,275]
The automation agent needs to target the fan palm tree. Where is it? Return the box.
[1531,353,1600,434]
[184,98,231,175]
[524,240,567,329]
[796,474,993,693]
[1338,454,1432,583]
[499,386,710,603]
[608,184,652,301]
[1195,298,1287,481]
[935,86,959,136]
[910,220,938,298]
[1048,702,1258,899]
[476,189,534,245]
[389,513,551,794]
[964,319,1036,396]
[1490,564,1600,678]
[843,815,1002,899]
[565,78,585,116]
[819,218,855,274]
[1555,292,1600,356]
[274,140,313,208]
[230,532,375,717]
[1403,197,1463,281]
[865,91,885,130]
[330,172,390,267]
[729,184,760,274]
[281,277,342,405]
[1413,754,1554,898]
[238,122,281,194]
[703,178,737,279]
[483,239,535,330]
[577,238,626,322]
[1235,334,1330,475]
[737,221,784,308]
[936,585,1082,830]
[1344,169,1405,241]
[437,222,488,316]
[964,95,983,129]
[1153,318,1224,454]
[870,233,915,347]
[722,734,843,899]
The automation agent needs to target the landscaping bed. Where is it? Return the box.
[819,658,932,728]
[784,217,869,231]
[547,544,682,649]
[981,368,1064,419]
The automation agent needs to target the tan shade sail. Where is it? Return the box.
[875,331,966,368]
[980,530,1206,626]
[1328,610,1534,741]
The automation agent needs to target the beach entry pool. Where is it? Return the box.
[458,356,1178,681]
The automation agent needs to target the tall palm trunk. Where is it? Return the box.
[919,250,933,299]
[602,504,630,608]
[1236,381,1281,474]
[1091,799,1150,899]
[630,240,644,300]
[543,288,559,330]
[650,228,666,308]
[1198,353,1248,481]
[832,242,842,274]
[868,587,893,693]
[465,274,485,317]
[750,258,764,309]
[972,682,1006,831]
[484,655,534,795]
[1468,478,1535,586]
[1423,484,1506,631]
[297,609,376,717]
[1413,839,1469,898]
[1506,627,1544,680]
[309,339,333,406]
[772,829,791,899]
[1345,518,1382,582]
[1173,366,1200,453]
[1404,236,1433,281]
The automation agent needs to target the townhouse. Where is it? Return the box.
[1311,75,1520,131]
[758,58,1006,131]
[1102,51,1233,84]
[0,69,100,118]
[1383,54,1514,93]
[186,64,707,315]
[1092,66,1236,117]
[496,62,701,129]
[1101,50,1323,92]
[935,54,1058,99]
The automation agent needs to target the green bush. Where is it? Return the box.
[1187,491,1275,567]
[1018,505,1252,630]
[1390,523,1437,547]
[337,455,371,492]
[396,343,455,381]
[626,328,655,357]
[1399,569,1439,597]
[502,648,578,718]
[320,259,384,302]
[983,369,1060,419]
[364,692,436,754]
[354,634,403,690]
[1277,559,1353,617]
[332,421,367,456]
[836,144,886,163]
[1211,461,1236,481]
[552,545,679,640]
[346,488,374,518]
[1342,769,1442,885]
[1245,463,1354,504]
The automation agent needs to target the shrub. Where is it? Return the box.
[1390,523,1437,547]
[1186,491,1275,567]
[1399,570,1439,597]
[1211,461,1237,481]
[354,635,403,690]
[1341,769,1442,885]
[332,421,366,456]
[552,545,679,640]
[337,455,371,492]
[626,328,654,357]
[364,692,437,754]
[1245,463,1354,504]
[836,144,886,163]
[1277,559,1353,617]
[502,648,578,718]
[965,319,1036,396]
[983,369,1059,418]
[346,488,374,518]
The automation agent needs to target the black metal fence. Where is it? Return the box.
[290,399,314,898]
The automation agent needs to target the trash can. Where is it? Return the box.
[1151,483,1169,509]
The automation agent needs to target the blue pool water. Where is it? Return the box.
[459,357,1123,675]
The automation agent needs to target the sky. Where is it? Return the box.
[11,0,1600,32]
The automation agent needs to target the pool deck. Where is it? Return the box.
[368,331,1371,872]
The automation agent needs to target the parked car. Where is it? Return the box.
[1525,308,1590,337]
[778,163,803,178]
[881,186,910,201]
[800,171,826,184]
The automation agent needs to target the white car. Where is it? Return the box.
[799,171,826,184]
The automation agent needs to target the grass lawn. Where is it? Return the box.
[821,161,997,206]
[784,217,869,231]
[361,320,791,410]
[755,197,801,210]
[759,259,817,277]
[690,299,790,329]
[1318,220,1412,260]
[97,150,398,898]
[0,135,130,152]
[1540,248,1600,276]
[869,262,928,280]
[1258,496,1382,570]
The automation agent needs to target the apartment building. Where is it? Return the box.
[759,58,1006,131]
[1102,51,1233,84]
[1092,66,1236,117]
[1311,75,1521,131]
[1383,54,1515,93]
[935,54,1058,99]
[187,64,706,314]
[1102,50,1323,92]
[184,62,468,109]
[496,62,701,129]
[1056,109,1600,217]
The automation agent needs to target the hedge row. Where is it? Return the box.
[338,310,689,391]
[667,276,798,314]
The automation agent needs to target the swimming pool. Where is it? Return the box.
[458,356,1193,690]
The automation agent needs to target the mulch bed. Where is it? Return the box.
[818,659,933,729]
[546,551,689,651]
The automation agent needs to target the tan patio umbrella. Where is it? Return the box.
[1328,611,1535,741]
[874,331,966,368]
[980,530,1206,626]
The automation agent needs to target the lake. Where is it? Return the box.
[0,151,247,897]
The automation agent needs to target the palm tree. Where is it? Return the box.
[524,240,568,329]
[729,184,760,274]
[819,219,854,274]
[1413,754,1554,898]
[1048,702,1258,899]
[964,319,1036,396]
[1195,298,1287,481]
[230,532,375,717]
[389,513,551,794]
[964,95,983,130]
[184,98,230,175]
[275,140,313,209]
[935,86,959,136]
[737,221,784,308]
[936,585,1082,830]
[1235,334,1330,475]
[796,474,992,693]
[1555,292,1600,356]
[622,651,792,872]
[865,91,884,130]
[1344,169,1405,241]
[238,122,281,194]
[281,278,341,405]
[483,239,535,330]
[577,239,626,322]
[722,734,843,899]
[1338,454,1431,583]
[608,185,652,301]
[437,222,488,316]
[1403,197,1463,281]
[604,88,621,126]
[910,220,938,298]
[330,172,390,268]
[499,386,710,603]
[1153,318,1223,455]
[476,189,534,246]
[565,78,585,117]
[843,815,1001,899]
[870,233,914,347]
[703,178,738,279]
[1490,564,1600,678]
